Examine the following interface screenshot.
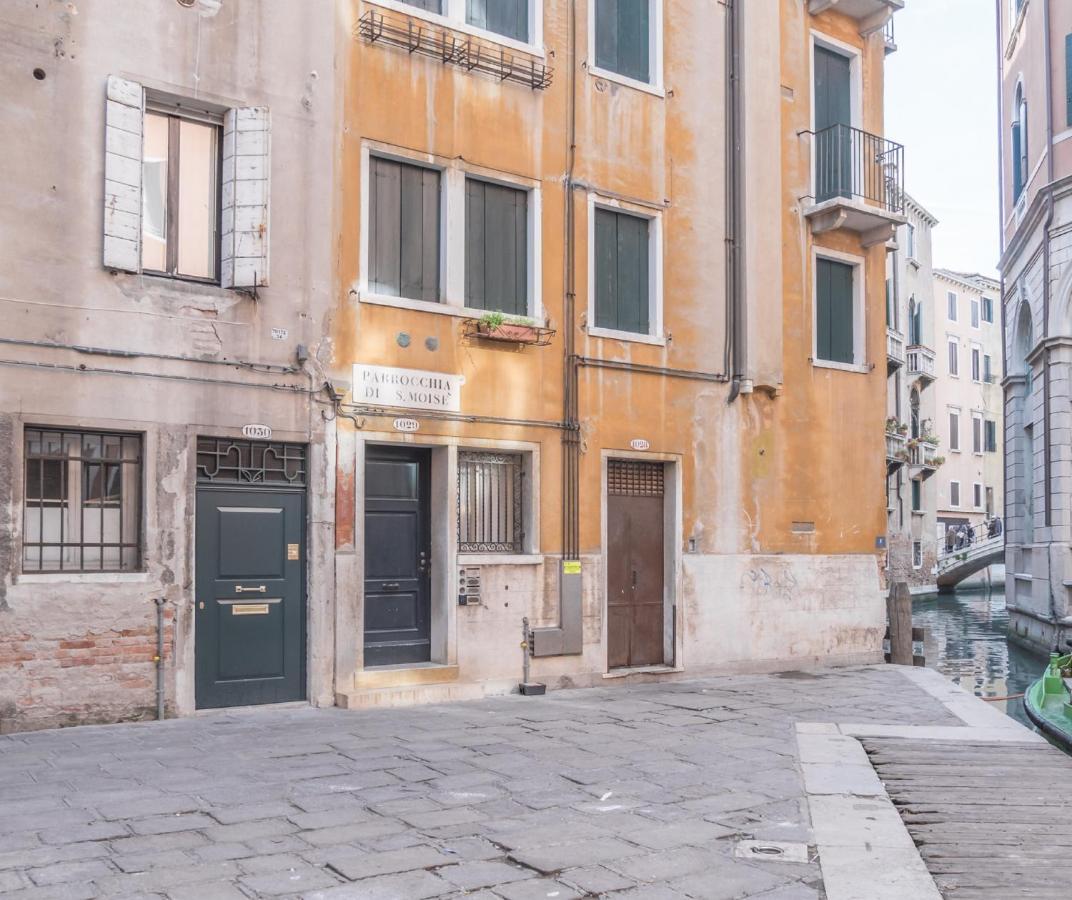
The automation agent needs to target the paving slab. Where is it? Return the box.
[0,665,1001,899]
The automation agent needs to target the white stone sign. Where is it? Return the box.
[353,364,464,412]
[630,439,650,451]
[242,423,272,439]
[393,418,420,433]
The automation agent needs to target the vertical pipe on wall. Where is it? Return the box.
[1042,0,1054,531]
[562,0,579,564]
[725,0,745,402]
[153,597,166,720]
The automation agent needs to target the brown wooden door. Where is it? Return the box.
[607,460,665,669]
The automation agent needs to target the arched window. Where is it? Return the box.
[1013,82,1028,200]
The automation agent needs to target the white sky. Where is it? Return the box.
[885,0,1000,277]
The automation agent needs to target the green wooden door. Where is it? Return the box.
[814,46,852,201]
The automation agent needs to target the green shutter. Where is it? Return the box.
[465,179,527,315]
[1012,122,1023,199]
[817,259,854,364]
[370,157,439,302]
[594,208,649,334]
[912,480,921,512]
[1066,34,1072,126]
[370,156,401,296]
[468,0,528,42]
[595,0,650,84]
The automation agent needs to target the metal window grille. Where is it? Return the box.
[608,460,664,496]
[458,451,523,552]
[22,427,142,573]
[196,437,307,487]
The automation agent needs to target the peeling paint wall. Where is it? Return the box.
[0,0,336,731]
[331,0,889,704]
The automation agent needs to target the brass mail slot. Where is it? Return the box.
[232,603,270,616]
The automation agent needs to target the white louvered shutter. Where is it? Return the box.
[221,107,270,289]
[102,75,143,272]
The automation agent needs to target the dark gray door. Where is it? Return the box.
[195,488,305,709]
[814,45,852,201]
[364,446,432,667]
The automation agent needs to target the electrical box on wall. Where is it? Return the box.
[457,566,482,605]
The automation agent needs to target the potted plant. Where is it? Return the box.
[885,416,899,434]
[475,311,541,342]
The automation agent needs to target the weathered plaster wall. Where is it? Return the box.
[0,0,336,731]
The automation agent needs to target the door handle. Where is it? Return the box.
[235,585,267,594]
[632,570,637,589]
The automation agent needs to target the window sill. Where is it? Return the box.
[586,326,666,346]
[16,571,150,585]
[457,553,543,566]
[587,65,665,98]
[359,291,540,324]
[811,359,869,374]
[364,0,545,58]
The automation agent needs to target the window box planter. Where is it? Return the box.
[463,318,555,346]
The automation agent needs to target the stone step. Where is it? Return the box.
[352,663,460,690]
[335,682,490,710]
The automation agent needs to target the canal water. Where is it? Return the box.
[912,588,1048,729]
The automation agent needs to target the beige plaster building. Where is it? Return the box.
[885,195,941,590]
[932,271,1004,552]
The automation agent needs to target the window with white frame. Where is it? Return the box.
[102,76,269,288]
[457,451,524,552]
[984,353,994,383]
[974,482,983,508]
[948,338,959,376]
[912,540,923,569]
[985,419,998,452]
[23,428,142,573]
[982,296,995,322]
[591,0,663,89]
[907,222,916,259]
[814,254,863,367]
[949,409,961,451]
[971,298,980,328]
[972,412,983,453]
[589,198,660,339]
[947,291,958,320]
[362,145,540,319]
[971,346,981,382]
[950,480,961,508]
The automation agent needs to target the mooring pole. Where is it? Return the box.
[887,581,913,666]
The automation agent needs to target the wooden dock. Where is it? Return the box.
[865,737,1072,899]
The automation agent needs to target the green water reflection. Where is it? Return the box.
[912,589,1048,730]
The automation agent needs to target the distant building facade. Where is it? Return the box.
[997,0,1072,651]
[886,196,941,589]
[932,271,1004,552]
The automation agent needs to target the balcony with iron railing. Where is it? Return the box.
[883,16,897,54]
[808,0,904,37]
[908,439,942,479]
[906,344,936,385]
[887,328,905,374]
[805,124,906,244]
[886,430,907,475]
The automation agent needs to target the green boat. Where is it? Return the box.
[1025,653,1072,750]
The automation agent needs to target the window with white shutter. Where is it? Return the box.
[102,76,144,273]
[221,107,271,289]
[101,76,269,289]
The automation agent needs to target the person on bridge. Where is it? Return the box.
[946,525,957,553]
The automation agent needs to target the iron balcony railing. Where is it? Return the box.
[812,123,905,215]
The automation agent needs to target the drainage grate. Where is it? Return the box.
[734,841,811,864]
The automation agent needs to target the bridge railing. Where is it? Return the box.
[936,530,1004,574]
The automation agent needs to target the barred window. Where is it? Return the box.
[458,451,523,553]
[23,428,142,572]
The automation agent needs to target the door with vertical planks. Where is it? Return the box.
[607,460,665,669]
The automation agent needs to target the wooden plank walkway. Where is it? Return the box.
[864,737,1072,899]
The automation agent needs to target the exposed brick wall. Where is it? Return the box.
[0,608,175,734]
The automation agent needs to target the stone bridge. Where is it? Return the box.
[936,534,1004,591]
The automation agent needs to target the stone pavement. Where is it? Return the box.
[0,667,960,900]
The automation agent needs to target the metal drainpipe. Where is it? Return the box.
[153,597,166,720]
[725,0,745,402]
[1042,0,1055,535]
[995,0,1009,570]
[563,0,579,560]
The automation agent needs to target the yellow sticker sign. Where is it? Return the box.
[562,560,582,575]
